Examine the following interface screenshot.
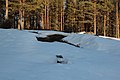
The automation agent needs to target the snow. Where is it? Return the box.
[0,29,120,80]
[99,36,120,41]
[63,34,120,52]
[36,30,69,38]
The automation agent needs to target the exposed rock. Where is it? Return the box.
[36,34,80,48]
[36,34,66,42]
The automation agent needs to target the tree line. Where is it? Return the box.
[0,0,120,38]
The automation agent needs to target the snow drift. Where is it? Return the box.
[63,33,120,52]
[0,29,120,80]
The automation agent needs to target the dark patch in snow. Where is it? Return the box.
[36,34,80,48]
[56,55,68,64]
[60,40,80,48]
[36,34,66,42]
[29,31,39,34]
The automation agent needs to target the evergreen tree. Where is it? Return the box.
[5,0,8,19]
[0,0,119,38]
[93,0,97,35]
[49,0,64,31]
[116,0,119,38]
[64,0,94,32]
[95,0,114,36]
[64,0,77,32]
[9,0,43,29]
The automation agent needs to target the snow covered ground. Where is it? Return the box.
[0,29,120,80]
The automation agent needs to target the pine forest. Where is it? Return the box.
[0,0,120,38]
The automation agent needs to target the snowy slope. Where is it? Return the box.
[0,29,120,80]
[63,33,120,52]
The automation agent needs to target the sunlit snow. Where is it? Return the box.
[0,29,120,80]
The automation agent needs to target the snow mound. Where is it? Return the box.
[63,34,98,49]
[34,30,120,51]
[63,33,120,51]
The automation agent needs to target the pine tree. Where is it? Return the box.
[116,0,119,38]
[64,0,77,32]
[96,0,114,36]
[1,0,118,38]
[93,0,97,35]
[76,0,85,32]
[5,0,8,19]
[49,0,64,31]
[0,0,5,25]
[9,0,44,30]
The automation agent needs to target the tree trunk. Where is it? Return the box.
[46,0,49,30]
[104,15,107,36]
[116,0,119,38]
[107,12,110,36]
[49,15,51,30]
[93,0,97,35]
[18,0,21,30]
[18,0,24,30]
[21,10,24,30]
[18,18,21,30]
[41,13,44,29]
[82,0,85,32]
[60,3,63,31]
[55,0,59,30]
[45,0,49,30]
[5,0,8,19]
[45,0,47,29]
[62,10,64,31]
